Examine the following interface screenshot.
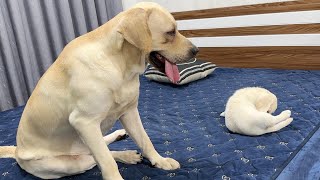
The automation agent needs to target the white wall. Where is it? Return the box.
[122,0,292,12]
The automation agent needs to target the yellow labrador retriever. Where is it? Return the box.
[0,2,198,180]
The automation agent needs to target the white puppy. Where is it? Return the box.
[220,87,293,136]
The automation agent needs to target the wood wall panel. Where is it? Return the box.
[172,1,320,20]
[180,23,320,37]
[173,1,320,69]
[197,47,320,70]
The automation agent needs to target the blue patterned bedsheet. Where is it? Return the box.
[0,68,319,180]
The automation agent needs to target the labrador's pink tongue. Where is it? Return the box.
[165,60,180,83]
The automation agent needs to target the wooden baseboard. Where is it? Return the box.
[197,46,320,70]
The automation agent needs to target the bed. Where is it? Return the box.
[1,67,319,180]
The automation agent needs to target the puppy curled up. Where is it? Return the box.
[220,87,293,136]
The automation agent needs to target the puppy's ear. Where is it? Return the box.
[256,94,272,112]
[117,8,152,52]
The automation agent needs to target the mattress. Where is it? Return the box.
[0,68,319,180]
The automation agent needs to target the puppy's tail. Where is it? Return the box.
[0,146,16,159]
[220,112,225,117]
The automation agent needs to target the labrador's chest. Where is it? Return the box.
[114,82,139,106]
[100,77,140,133]
[109,76,140,119]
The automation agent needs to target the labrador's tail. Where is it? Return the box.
[0,146,16,159]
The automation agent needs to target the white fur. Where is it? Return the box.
[221,87,293,136]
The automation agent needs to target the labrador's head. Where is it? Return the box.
[256,91,278,114]
[117,2,198,83]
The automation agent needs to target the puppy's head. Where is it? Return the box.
[117,2,198,83]
[256,91,278,114]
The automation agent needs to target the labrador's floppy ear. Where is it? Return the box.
[117,8,152,52]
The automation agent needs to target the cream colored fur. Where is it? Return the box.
[0,2,197,180]
[0,146,15,158]
[221,87,293,136]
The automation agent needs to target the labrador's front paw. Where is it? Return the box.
[152,157,180,170]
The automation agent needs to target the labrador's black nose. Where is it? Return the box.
[190,46,199,56]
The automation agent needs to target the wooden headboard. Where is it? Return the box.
[172,1,320,70]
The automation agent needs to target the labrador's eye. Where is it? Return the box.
[267,110,270,113]
[167,29,176,36]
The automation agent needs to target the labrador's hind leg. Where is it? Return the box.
[104,129,142,164]
[22,151,141,179]
[104,129,128,145]
[112,150,142,164]
[21,130,139,179]
[19,154,96,179]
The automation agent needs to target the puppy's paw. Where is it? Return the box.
[115,129,129,141]
[115,150,142,164]
[280,110,291,119]
[285,117,293,124]
[152,157,180,170]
